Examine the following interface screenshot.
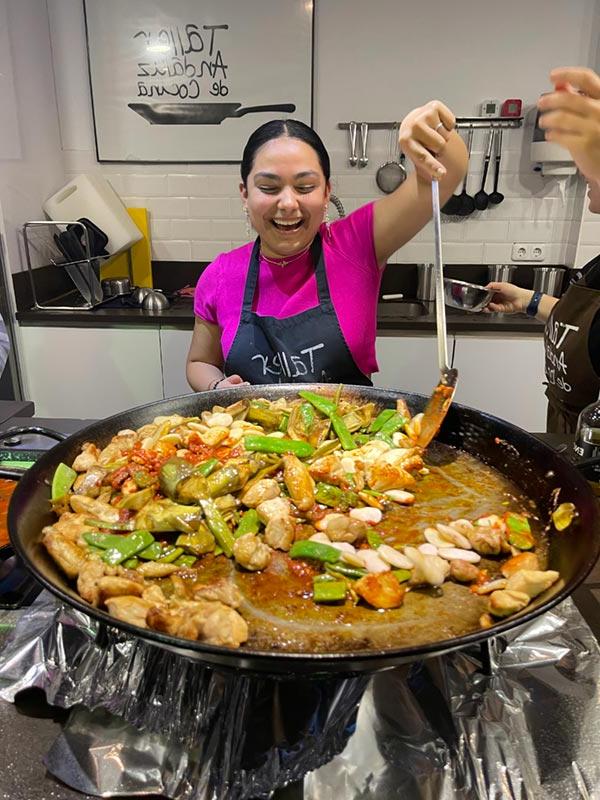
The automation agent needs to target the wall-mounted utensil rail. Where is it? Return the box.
[338,116,523,131]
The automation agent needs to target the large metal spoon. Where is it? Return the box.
[473,129,495,211]
[488,129,505,206]
[416,179,458,449]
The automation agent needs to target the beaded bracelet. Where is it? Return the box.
[209,377,224,390]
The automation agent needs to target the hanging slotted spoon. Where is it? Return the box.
[416,179,458,449]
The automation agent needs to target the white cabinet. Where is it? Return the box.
[160,328,194,398]
[452,334,547,431]
[374,334,453,396]
[18,326,163,418]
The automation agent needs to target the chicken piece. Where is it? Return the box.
[170,574,192,600]
[395,398,411,420]
[77,558,107,605]
[135,562,180,578]
[97,434,137,466]
[501,553,540,578]
[365,463,416,492]
[283,454,315,512]
[72,443,101,472]
[404,546,450,587]
[233,533,272,571]
[449,559,481,583]
[193,577,242,608]
[264,516,295,551]
[97,576,144,604]
[488,589,530,617]
[142,584,167,604]
[73,466,108,498]
[308,454,346,487]
[69,495,121,523]
[51,513,96,544]
[240,478,281,508]
[256,496,292,524]
[404,413,424,441]
[505,569,560,599]
[355,572,406,609]
[321,513,368,544]
[104,595,153,628]
[147,604,194,638]
[43,530,87,579]
[466,527,505,556]
[201,604,249,647]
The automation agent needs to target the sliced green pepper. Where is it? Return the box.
[235,508,260,538]
[393,568,412,583]
[51,463,77,501]
[313,578,347,603]
[368,408,395,433]
[131,468,155,489]
[85,517,136,531]
[314,482,362,511]
[196,457,220,477]
[199,498,235,557]
[289,539,340,563]
[244,435,314,458]
[176,527,216,556]
[325,562,367,580]
[246,404,284,430]
[278,413,290,433]
[366,530,384,549]
[117,486,154,511]
[504,512,534,550]
[174,554,197,568]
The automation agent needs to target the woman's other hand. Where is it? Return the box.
[484,282,531,314]
[537,67,600,181]
[216,374,250,389]
[399,100,457,181]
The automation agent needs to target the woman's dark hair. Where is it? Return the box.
[240,119,330,186]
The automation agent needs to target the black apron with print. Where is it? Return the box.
[544,272,600,434]
[223,235,372,385]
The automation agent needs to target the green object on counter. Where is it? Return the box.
[289,539,340,563]
[51,462,77,501]
[0,460,35,470]
[235,508,260,538]
[313,578,347,603]
[244,434,314,458]
[199,498,235,557]
[368,408,395,433]
[83,529,154,565]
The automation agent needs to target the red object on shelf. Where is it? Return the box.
[501,99,522,117]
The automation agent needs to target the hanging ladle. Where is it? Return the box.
[442,127,474,216]
[417,178,458,449]
[488,129,505,206]
[473,128,496,211]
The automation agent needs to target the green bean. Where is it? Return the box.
[199,498,235,557]
[174,555,197,568]
[176,527,216,555]
[51,463,77,501]
[158,546,184,563]
[83,530,154,566]
[375,413,407,440]
[330,412,356,450]
[235,508,260,538]
[122,557,140,569]
[368,408,395,433]
[299,402,315,433]
[314,482,362,511]
[297,390,337,416]
[289,540,341,563]
[325,562,367,580]
[137,541,164,560]
[246,405,284,430]
[196,457,220,477]
[313,578,347,603]
[85,518,136,531]
[366,530,384,549]
[393,569,412,583]
[244,435,314,458]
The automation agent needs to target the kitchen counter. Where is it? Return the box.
[15,297,545,334]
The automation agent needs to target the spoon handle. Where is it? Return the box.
[492,129,503,192]
[431,179,450,373]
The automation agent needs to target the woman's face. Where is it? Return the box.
[587,178,600,214]
[240,136,331,259]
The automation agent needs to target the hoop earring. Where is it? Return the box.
[243,206,252,238]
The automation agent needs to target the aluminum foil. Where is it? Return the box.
[1,593,600,799]
[0,591,367,799]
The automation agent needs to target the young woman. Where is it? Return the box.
[187,101,467,391]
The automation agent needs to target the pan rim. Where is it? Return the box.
[9,384,600,674]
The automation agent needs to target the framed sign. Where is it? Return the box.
[84,0,314,163]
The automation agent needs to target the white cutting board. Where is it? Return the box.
[43,173,143,255]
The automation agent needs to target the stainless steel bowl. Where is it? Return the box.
[101,277,131,298]
[142,289,170,311]
[443,278,493,312]
[131,286,153,305]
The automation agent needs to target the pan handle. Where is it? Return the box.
[0,426,68,443]
[574,455,600,470]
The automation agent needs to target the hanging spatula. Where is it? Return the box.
[416,179,458,449]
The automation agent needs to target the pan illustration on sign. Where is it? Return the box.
[128,102,296,125]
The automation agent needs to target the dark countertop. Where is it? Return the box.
[15,298,545,335]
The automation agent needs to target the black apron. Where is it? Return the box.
[223,235,372,385]
[544,271,600,434]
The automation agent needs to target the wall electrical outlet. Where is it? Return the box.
[511,243,547,262]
